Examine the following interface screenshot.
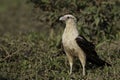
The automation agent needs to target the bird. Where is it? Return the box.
[59,14,111,76]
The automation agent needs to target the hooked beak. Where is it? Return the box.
[59,16,66,21]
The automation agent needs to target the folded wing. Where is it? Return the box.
[75,35,111,66]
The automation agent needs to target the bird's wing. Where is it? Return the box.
[75,35,111,66]
[75,35,97,56]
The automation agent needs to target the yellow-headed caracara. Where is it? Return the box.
[59,14,111,76]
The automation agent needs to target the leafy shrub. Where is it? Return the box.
[28,0,120,42]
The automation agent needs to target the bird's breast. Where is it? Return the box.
[62,37,79,56]
[62,27,80,56]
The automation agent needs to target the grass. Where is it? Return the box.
[0,0,120,80]
[0,32,120,80]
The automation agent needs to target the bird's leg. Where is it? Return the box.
[69,62,73,75]
[82,64,85,76]
[81,61,86,76]
[66,53,73,75]
[78,54,86,76]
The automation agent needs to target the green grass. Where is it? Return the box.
[0,31,119,80]
[0,0,120,80]
[0,32,120,80]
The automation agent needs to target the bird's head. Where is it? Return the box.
[59,14,77,24]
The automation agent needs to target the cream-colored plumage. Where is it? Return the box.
[60,14,86,75]
[59,14,111,76]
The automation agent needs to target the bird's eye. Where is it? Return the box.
[67,17,70,19]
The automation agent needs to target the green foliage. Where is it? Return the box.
[0,32,120,80]
[29,0,120,42]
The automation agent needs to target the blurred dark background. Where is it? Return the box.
[0,0,120,42]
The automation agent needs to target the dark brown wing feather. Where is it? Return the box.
[75,35,111,66]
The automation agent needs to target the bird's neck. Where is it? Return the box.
[63,20,79,39]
